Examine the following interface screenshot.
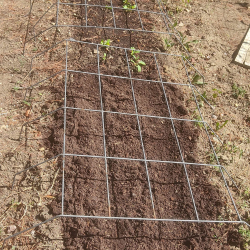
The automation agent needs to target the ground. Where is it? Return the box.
[0,0,250,249]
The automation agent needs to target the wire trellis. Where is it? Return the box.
[24,0,191,56]
[3,38,250,248]
[3,0,250,247]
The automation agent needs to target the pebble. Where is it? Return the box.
[211,115,217,120]
[8,225,16,233]
[179,22,184,27]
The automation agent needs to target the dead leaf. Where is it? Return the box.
[25,109,31,117]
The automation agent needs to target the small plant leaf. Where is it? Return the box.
[138,60,146,66]
[192,74,204,85]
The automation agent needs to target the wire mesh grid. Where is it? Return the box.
[3,0,250,247]
[24,0,191,56]
[2,39,249,248]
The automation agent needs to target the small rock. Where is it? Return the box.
[211,115,217,120]
[179,22,184,27]
[39,147,45,151]
[8,225,17,233]
[163,65,168,73]
[212,136,219,144]
[93,49,98,54]
[219,113,224,119]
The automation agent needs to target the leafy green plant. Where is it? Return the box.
[232,83,246,98]
[123,0,136,10]
[101,39,111,46]
[130,47,146,72]
[100,39,111,61]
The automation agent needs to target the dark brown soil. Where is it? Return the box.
[27,1,243,249]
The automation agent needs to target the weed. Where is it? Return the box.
[239,149,244,159]
[105,5,112,10]
[12,86,20,92]
[215,120,228,131]
[123,0,136,10]
[194,115,204,129]
[22,100,31,107]
[165,38,175,49]
[232,83,246,98]
[239,225,250,249]
[243,188,250,199]
[212,88,222,99]
[178,31,199,52]
[130,47,146,72]
[191,73,204,85]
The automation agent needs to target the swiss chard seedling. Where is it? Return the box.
[130,47,146,72]
[100,39,111,61]
[123,0,136,10]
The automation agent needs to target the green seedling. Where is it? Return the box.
[194,115,204,129]
[179,31,199,52]
[130,47,146,72]
[191,73,204,85]
[123,0,136,10]
[171,20,178,29]
[215,120,228,131]
[232,83,246,98]
[103,53,107,61]
[165,38,174,49]
[12,86,20,92]
[105,5,112,10]
[101,39,111,47]
[101,39,111,61]
[22,100,31,106]
[212,88,222,99]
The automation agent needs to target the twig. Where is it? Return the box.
[45,167,60,196]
